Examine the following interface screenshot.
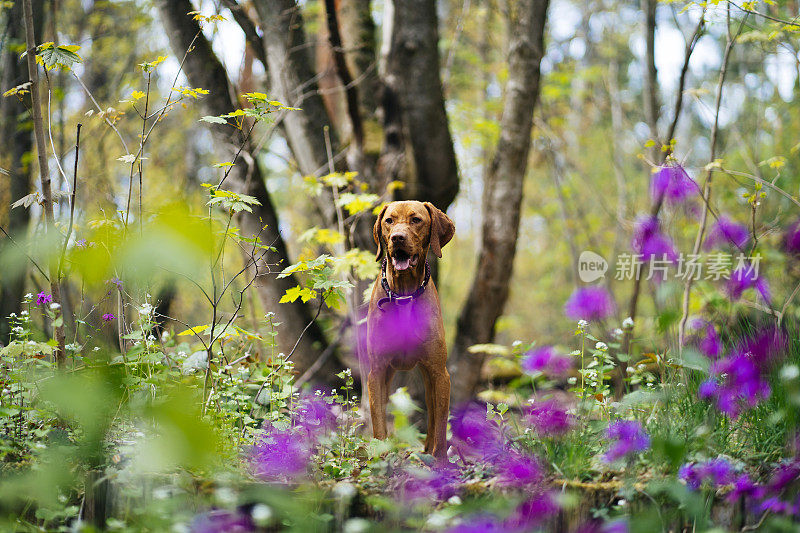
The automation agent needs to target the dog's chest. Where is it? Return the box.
[367,301,436,364]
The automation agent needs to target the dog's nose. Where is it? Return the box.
[390,233,406,244]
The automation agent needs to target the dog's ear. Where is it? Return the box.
[424,202,455,258]
[373,204,388,261]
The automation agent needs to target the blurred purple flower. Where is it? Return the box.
[525,397,574,436]
[399,463,462,503]
[783,218,800,255]
[603,420,650,463]
[190,509,254,533]
[650,164,696,204]
[703,355,770,418]
[726,265,770,303]
[365,303,431,361]
[726,473,757,503]
[697,323,722,359]
[450,403,503,459]
[521,346,571,377]
[632,215,678,262]
[36,292,52,306]
[495,450,544,488]
[505,492,560,530]
[704,215,749,250]
[102,313,115,322]
[577,519,629,533]
[699,328,785,418]
[251,428,310,481]
[679,458,735,489]
[294,393,336,441]
[564,287,615,321]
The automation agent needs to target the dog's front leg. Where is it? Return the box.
[367,368,389,439]
[431,368,451,459]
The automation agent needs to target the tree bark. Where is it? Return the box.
[253,0,338,199]
[448,0,549,405]
[643,0,660,160]
[382,0,459,210]
[22,0,67,365]
[156,0,341,380]
[0,0,43,344]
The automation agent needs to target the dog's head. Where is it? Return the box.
[373,201,455,270]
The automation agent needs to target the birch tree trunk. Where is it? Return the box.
[448,0,549,405]
[157,0,341,380]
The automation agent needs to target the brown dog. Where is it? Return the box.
[366,201,455,458]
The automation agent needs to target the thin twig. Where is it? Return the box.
[58,123,81,282]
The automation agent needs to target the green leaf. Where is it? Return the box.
[200,115,228,124]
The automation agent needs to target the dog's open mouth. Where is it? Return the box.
[391,250,419,271]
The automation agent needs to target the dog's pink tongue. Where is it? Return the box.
[392,256,411,271]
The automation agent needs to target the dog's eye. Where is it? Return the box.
[384,218,393,225]
[411,216,422,224]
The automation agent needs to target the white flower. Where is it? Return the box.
[147,334,156,342]
[25,293,32,299]
[20,310,28,316]
[578,319,589,329]
[49,302,61,310]
[251,504,273,524]
[11,326,23,334]
[626,366,635,374]
[781,365,799,381]
[595,341,608,351]
[93,346,101,351]
[612,328,623,339]
[622,317,634,328]
[567,376,577,385]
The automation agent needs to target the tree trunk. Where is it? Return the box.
[253,0,338,223]
[448,0,549,405]
[156,0,341,381]
[643,0,660,160]
[0,0,43,344]
[22,0,67,365]
[382,0,459,210]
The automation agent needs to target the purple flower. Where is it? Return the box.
[102,313,115,322]
[577,520,629,533]
[650,164,696,204]
[564,287,615,321]
[705,355,770,418]
[450,403,502,459]
[505,492,560,530]
[679,458,735,489]
[294,393,336,440]
[697,323,722,359]
[631,215,677,262]
[521,346,571,377]
[363,303,432,361]
[109,277,123,290]
[726,265,770,303]
[399,463,461,503]
[704,215,749,250]
[36,292,52,306]
[495,450,543,487]
[525,397,574,436]
[251,428,311,481]
[699,329,785,418]
[727,473,757,503]
[603,420,650,463]
[190,509,254,533]
[783,218,800,255]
